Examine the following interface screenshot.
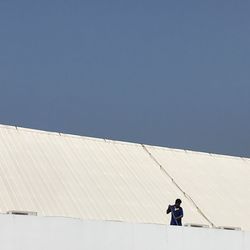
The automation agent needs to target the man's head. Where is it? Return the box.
[175,198,182,208]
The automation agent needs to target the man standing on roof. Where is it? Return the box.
[166,199,183,226]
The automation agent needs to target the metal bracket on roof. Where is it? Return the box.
[215,226,241,231]
[7,210,37,216]
[184,223,209,228]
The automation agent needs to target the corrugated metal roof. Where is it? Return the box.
[146,145,250,230]
[0,124,249,230]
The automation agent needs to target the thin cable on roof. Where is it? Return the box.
[141,144,215,227]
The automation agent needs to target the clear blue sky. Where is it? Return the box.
[0,1,249,157]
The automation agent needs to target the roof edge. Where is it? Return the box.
[0,123,249,161]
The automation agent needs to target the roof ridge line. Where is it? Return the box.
[0,123,249,160]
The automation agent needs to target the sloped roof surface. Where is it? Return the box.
[0,124,249,230]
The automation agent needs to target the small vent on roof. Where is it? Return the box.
[7,210,37,216]
[184,223,209,228]
[215,226,241,231]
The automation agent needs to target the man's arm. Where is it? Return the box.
[166,205,172,214]
[175,215,183,219]
[175,208,183,219]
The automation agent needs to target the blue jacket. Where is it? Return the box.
[167,205,183,226]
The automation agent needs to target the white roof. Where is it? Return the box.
[0,124,249,230]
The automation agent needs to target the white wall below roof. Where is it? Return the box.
[0,214,249,250]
